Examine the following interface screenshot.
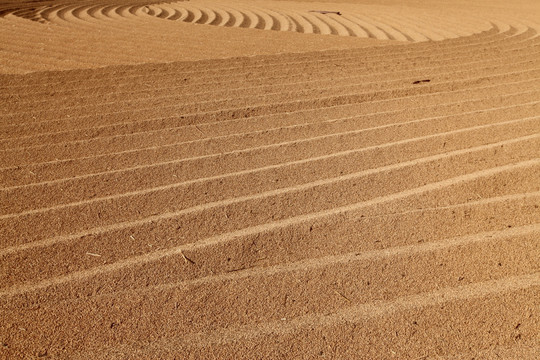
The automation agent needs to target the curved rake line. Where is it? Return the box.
[1,159,537,297]
[2,64,539,134]
[3,52,539,119]
[1,117,537,224]
[2,31,533,103]
[2,88,535,190]
[1,80,538,168]
[0,24,524,91]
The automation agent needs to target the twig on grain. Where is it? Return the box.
[86,252,102,257]
[309,10,342,15]
[180,250,195,264]
[227,267,247,273]
[334,290,351,303]
[194,125,205,135]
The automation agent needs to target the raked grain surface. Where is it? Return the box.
[0,0,539,359]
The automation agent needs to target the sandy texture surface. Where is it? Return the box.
[0,0,539,358]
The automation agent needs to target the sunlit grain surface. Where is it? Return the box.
[1,0,539,358]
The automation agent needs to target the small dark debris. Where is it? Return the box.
[227,267,247,273]
[37,349,48,357]
[182,252,195,264]
[413,79,431,84]
[515,323,521,329]
[309,10,342,15]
